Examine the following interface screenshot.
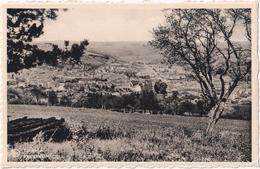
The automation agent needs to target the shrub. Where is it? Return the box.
[104,95,124,110]
[59,95,72,107]
[121,93,140,112]
[95,125,122,140]
[164,101,179,115]
[178,100,196,115]
[196,99,209,116]
[85,93,102,108]
[140,91,159,113]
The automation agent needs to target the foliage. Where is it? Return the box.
[154,80,167,94]
[7,9,89,71]
[44,45,59,66]
[59,95,72,107]
[8,85,248,118]
[7,9,59,72]
[150,9,251,134]
[64,40,70,50]
[48,91,58,106]
[69,40,89,63]
[8,86,48,105]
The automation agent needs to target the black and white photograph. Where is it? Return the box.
[3,2,258,165]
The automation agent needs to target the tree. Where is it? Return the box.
[80,39,89,50]
[7,9,59,72]
[140,91,158,113]
[122,93,140,113]
[70,44,82,62]
[70,40,89,62]
[64,40,70,51]
[154,79,167,94]
[150,9,251,135]
[45,44,62,66]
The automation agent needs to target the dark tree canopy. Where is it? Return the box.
[154,80,167,94]
[70,39,89,63]
[7,9,59,72]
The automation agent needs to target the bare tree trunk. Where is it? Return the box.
[205,101,226,135]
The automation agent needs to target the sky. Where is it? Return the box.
[35,6,248,42]
[36,5,165,42]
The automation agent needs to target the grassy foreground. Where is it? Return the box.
[7,105,251,162]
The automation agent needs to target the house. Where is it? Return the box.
[17,82,26,88]
[131,83,142,93]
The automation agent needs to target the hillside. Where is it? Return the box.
[12,41,194,94]
[35,41,163,63]
[8,40,251,120]
[87,41,163,63]
[8,104,251,162]
[13,41,251,97]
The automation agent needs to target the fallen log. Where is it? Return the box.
[8,117,58,133]
[8,117,70,145]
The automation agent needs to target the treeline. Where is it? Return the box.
[8,40,89,73]
[47,90,209,116]
[8,80,209,116]
[8,85,251,119]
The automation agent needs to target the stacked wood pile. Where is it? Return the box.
[8,117,70,145]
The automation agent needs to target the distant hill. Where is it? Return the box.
[34,41,164,64]
[34,41,118,69]
[87,41,163,63]
[34,40,250,65]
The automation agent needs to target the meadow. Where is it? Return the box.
[8,105,251,162]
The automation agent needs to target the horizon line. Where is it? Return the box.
[33,40,151,43]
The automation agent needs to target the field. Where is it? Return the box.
[8,104,251,162]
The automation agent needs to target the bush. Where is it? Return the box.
[104,95,124,110]
[196,99,209,116]
[164,101,179,115]
[85,93,102,108]
[140,91,159,113]
[94,125,125,140]
[59,95,72,107]
[121,93,140,112]
[178,100,196,115]
[8,86,49,105]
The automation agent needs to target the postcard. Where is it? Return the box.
[0,1,258,167]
